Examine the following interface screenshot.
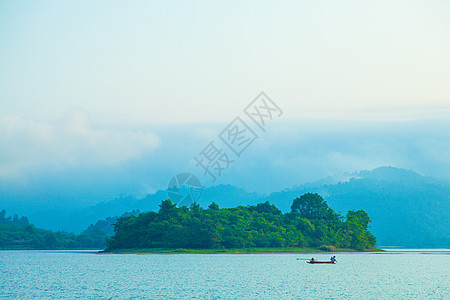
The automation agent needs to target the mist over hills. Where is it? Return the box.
[265,167,449,247]
[7,166,450,248]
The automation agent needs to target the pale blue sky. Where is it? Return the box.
[1,0,449,123]
[0,1,449,211]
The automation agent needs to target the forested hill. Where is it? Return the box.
[25,167,447,248]
[16,167,450,248]
[0,210,115,250]
[265,167,450,247]
[106,193,376,251]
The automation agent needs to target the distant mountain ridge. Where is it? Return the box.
[264,167,449,247]
[27,166,449,248]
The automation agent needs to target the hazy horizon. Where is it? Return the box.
[1,116,449,216]
[1,1,449,214]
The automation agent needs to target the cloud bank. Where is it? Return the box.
[0,113,448,215]
[0,111,160,180]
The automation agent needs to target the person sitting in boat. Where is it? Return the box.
[311,257,315,262]
[330,256,336,263]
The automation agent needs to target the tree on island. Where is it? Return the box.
[106,194,377,251]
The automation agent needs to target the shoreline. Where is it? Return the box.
[98,247,384,255]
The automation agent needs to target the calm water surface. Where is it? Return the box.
[0,250,449,299]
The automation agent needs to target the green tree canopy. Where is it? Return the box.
[106,194,377,251]
[291,193,331,219]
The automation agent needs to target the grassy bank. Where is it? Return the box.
[98,247,384,254]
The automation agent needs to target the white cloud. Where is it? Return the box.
[0,112,160,179]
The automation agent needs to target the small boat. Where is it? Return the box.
[307,260,336,264]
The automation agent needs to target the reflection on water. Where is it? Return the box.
[0,250,449,299]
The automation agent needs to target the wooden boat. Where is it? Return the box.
[307,260,336,264]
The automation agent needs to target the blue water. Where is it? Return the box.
[0,250,449,299]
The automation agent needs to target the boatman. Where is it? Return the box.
[330,256,337,263]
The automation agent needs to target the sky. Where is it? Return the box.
[1,1,449,213]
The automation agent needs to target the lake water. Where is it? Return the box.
[0,250,449,299]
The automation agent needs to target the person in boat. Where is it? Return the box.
[330,256,336,263]
[311,257,315,262]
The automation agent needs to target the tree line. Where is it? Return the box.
[107,193,377,251]
[0,209,107,249]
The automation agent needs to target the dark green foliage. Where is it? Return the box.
[208,202,219,210]
[83,210,140,235]
[0,209,110,249]
[291,193,337,221]
[107,195,377,251]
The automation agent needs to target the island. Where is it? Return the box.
[101,193,380,254]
